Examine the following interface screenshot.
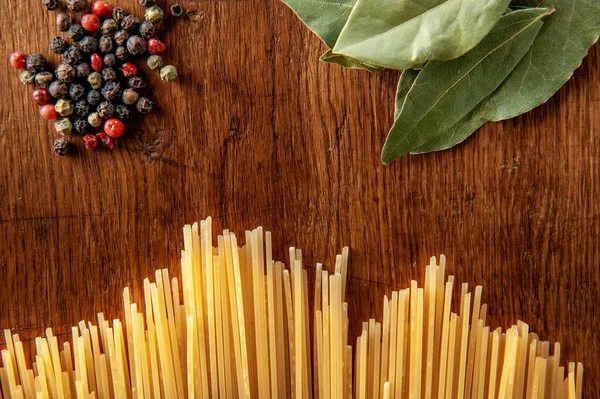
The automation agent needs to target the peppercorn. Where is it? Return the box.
[139,21,155,39]
[99,35,114,54]
[10,52,27,69]
[101,81,122,100]
[136,97,154,114]
[121,15,140,32]
[145,6,164,24]
[76,63,91,79]
[53,137,71,155]
[82,14,102,32]
[102,68,117,82]
[55,99,74,117]
[127,35,147,56]
[63,46,84,65]
[55,118,73,136]
[91,54,103,72]
[146,55,163,70]
[96,132,116,149]
[42,0,59,11]
[80,36,99,54]
[26,53,46,73]
[97,101,115,119]
[66,0,86,12]
[83,134,99,150]
[69,83,86,101]
[160,65,178,82]
[20,70,36,85]
[100,19,119,35]
[112,7,126,23]
[119,63,138,77]
[74,118,88,134]
[148,38,166,54]
[87,90,102,105]
[87,72,102,90]
[116,105,131,120]
[32,88,51,106]
[35,72,54,88]
[171,4,184,17]
[40,104,57,120]
[92,1,113,17]
[56,13,71,31]
[88,112,103,128]
[104,118,125,138]
[50,37,68,54]
[67,24,85,42]
[75,100,90,117]
[49,81,69,98]
[139,0,154,7]
[115,46,129,61]
[122,88,139,105]
[113,30,130,46]
[55,63,76,83]
[128,76,146,89]
[103,54,117,68]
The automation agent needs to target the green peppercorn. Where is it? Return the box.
[66,0,86,12]
[171,4,185,17]
[113,29,130,46]
[87,90,101,106]
[35,72,54,88]
[145,6,164,24]
[101,19,119,35]
[55,99,74,117]
[76,63,91,79]
[136,97,154,114]
[55,63,76,83]
[99,35,114,54]
[20,70,36,85]
[50,36,68,54]
[160,65,178,82]
[67,24,84,42]
[55,118,73,136]
[80,36,99,54]
[49,81,69,98]
[63,46,84,65]
[53,137,71,156]
[69,83,86,101]
[88,72,102,90]
[115,46,129,61]
[139,0,154,7]
[122,88,139,105]
[146,55,163,70]
[127,35,147,56]
[121,15,140,32]
[139,21,155,39]
[42,0,59,11]
[88,112,103,128]
[26,53,47,73]
[97,101,115,119]
[56,13,71,31]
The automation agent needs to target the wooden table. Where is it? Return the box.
[1,0,598,396]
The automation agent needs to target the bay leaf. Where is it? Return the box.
[332,0,511,70]
[381,8,550,164]
[319,50,383,71]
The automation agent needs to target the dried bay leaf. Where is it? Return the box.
[319,50,383,71]
[381,8,551,163]
[332,0,511,70]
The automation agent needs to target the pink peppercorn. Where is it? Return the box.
[96,132,116,149]
[83,134,99,150]
[91,1,112,17]
[81,14,101,32]
[40,104,57,120]
[147,38,166,54]
[91,53,103,72]
[32,88,51,106]
[10,51,27,69]
[104,118,125,138]
[119,63,138,77]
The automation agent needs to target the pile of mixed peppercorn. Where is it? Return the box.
[9,0,181,156]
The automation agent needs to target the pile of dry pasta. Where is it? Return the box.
[0,217,583,398]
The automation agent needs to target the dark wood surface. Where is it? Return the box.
[1,0,598,396]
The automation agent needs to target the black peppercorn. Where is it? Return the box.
[136,97,154,114]
[104,54,117,68]
[112,6,125,23]
[100,19,119,36]
[53,138,71,156]
[63,46,84,65]
[56,13,71,31]
[127,35,147,56]
[76,63,91,79]
[113,30,130,46]
[66,0,86,12]
[75,100,90,118]
[42,0,59,11]
[102,68,117,82]
[50,36,68,54]
[55,62,76,83]
[121,15,140,32]
[67,24,85,42]
[26,53,46,73]
[97,101,115,119]
[115,46,129,61]
[116,105,131,120]
[87,90,102,105]
[99,35,114,54]
[79,36,99,54]
[139,21,155,39]
[139,0,155,7]
[73,118,88,134]
[128,76,147,89]
[171,4,185,17]
[49,80,69,99]
[102,81,122,101]
[69,83,86,101]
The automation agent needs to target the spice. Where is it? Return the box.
[87,72,102,89]
[82,14,102,32]
[101,81,122,100]
[53,138,71,155]
[91,54,103,72]
[40,104,57,120]
[49,81,69,98]
[160,65,177,82]
[20,71,36,85]
[100,19,119,36]
[66,0,87,12]
[145,6,164,24]
[55,99,74,117]
[76,63,92,79]
[55,63,76,83]
[88,112,103,128]
[127,35,147,56]
[10,52,27,69]
[99,35,114,54]
[104,118,125,138]
[148,38,166,54]
[102,68,117,81]
[69,83,86,101]
[122,88,139,105]
[113,7,126,24]
[171,4,185,17]
[35,72,54,88]
[50,37,68,54]
[75,100,90,117]
[42,0,59,11]
[80,36,99,54]
[136,97,154,113]
[104,54,117,68]
[138,0,155,7]
[73,119,88,134]
[83,134,99,149]
[55,118,73,136]
[115,46,129,61]
[96,132,116,149]
[119,63,138,77]
[146,55,163,70]
[128,76,146,89]
[63,46,84,65]
[97,101,115,119]
[26,53,46,73]
[92,1,113,17]
[139,21,155,39]
[67,24,85,42]
[114,30,130,46]
[87,90,102,105]
[32,88,51,106]
[116,105,131,119]
[121,15,140,32]
[56,14,71,32]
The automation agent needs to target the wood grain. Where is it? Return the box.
[0,0,598,396]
